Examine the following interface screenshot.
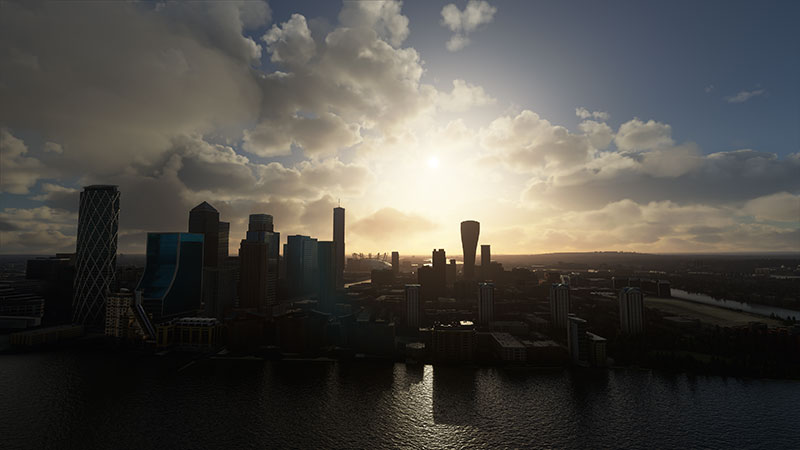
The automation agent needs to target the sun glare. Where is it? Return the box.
[427,156,440,169]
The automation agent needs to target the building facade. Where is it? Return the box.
[405,284,421,328]
[549,283,571,329]
[478,282,494,326]
[136,233,203,323]
[567,315,588,364]
[333,207,345,289]
[619,286,645,334]
[73,185,120,328]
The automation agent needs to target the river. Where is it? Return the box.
[671,289,800,321]
[1,350,799,449]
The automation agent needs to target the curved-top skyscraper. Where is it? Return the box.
[460,220,480,281]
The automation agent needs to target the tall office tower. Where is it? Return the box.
[333,207,345,289]
[618,286,645,334]
[245,214,279,306]
[460,220,480,281]
[248,213,273,232]
[73,185,120,328]
[391,251,400,276]
[432,249,446,297]
[480,244,491,281]
[285,235,318,298]
[238,239,268,311]
[567,315,588,364]
[417,265,435,300]
[188,201,220,268]
[218,222,230,260]
[405,284,421,328]
[317,241,336,312]
[446,259,456,286]
[136,233,203,323]
[478,282,494,326]
[549,283,571,328]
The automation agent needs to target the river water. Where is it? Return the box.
[1,350,799,449]
[670,288,800,320]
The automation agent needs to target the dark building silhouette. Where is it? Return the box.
[405,284,420,328]
[317,241,336,312]
[245,214,280,306]
[446,259,456,286]
[417,265,435,300]
[334,206,345,289]
[188,202,234,319]
[481,244,491,281]
[432,249,446,297]
[218,221,230,260]
[136,233,203,323]
[188,201,220,268]
[460,220,480,281]
[73,185,120,328]
[391,251,400,276]
[567,315,588,364]
[26,254,75,325]
[478,282,494,326]
[286,235,318,298]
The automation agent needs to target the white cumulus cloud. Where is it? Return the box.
[441,0,496,51]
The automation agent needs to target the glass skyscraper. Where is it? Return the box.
[136,233,203,322]
[73,185,120,328]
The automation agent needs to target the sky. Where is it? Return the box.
[0,0,798,256]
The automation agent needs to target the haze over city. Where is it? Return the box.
[1,0,797,256]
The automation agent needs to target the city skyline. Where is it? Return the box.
[1,0,798,256]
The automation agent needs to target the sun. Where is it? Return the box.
[427,156,440,169]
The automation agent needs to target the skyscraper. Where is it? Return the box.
[432,249,446,297]
[248,213,273,232]
[73,185,120,328]
[189,202,235,319]
[188,201,219,268]
[136,233,203,323]
[333,206,345,289]
[391,251,400,276]
[460,220,480,281]
[317,241,336,313]
[245,214,279,306]
[218,221,230,260]
[549,283,571,329]
[478,282,494,326]
[619,286,645,334]
[405,284,421,328]
[285,235,318,298]
[238,239,268,311]
[480,244,491,281]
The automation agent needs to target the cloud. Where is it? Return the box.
[263,14,317,68]
[437,79,496,111]
[614,118,673,151]
[1,129,46,194]
[480,110,594,173]
[575,107,609,121]
[0,1,264,175]
[742,192,800,222]
[338,0,410,47]
[350,207,437,243]
[726,88,765,103]
[441,0,496,51]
